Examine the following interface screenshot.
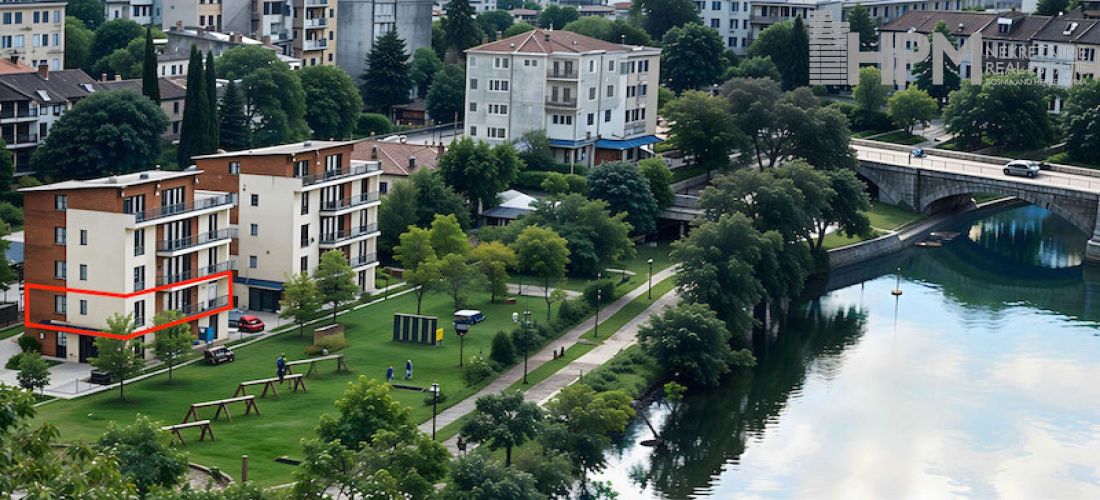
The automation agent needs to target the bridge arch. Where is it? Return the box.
[858,167,907,208]
[918,183,1094,236]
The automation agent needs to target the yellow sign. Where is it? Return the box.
[436,328,444,342]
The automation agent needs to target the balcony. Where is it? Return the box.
[157,228,236,253]
[304,0,327,5]
[303,17,327,28]
[349,252,378,268]
[298,163,381,187]
[547,68,578,80]
[319,223,378,246]
[3,133,38,146]
[131,193,236,223]
[0,107,37,122]
[303,39,328,51]
[171,295,230,317]
[320,191,380,212]
[545,97,578,108]
[155,260,236,287]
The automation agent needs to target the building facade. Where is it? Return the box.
[194,141,382,312]
[0,64,97,174]
[22,170,235,361]
[0,1,65,70]
[96,77,188,139]
[163,0,224,30]
[106,0,160,25]
[335,0,433,79]
[464,29,661,167]
[291,0,337,66]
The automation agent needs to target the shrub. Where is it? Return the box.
[514,170,552,190]
[18,334,40,353]
[556,299,592,327]
[490,330,515,367]
[464,354,495,386]
[812,85,829,96]
[16,176,42,188]
[317,332,349,352]
[0,202,23,226]
[850,109,894,133]
[565,174,587,194]
[422,389,448,406]
[4,351,27,369]
[357,113,393,137]
[583,279,616,307]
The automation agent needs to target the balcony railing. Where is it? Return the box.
[298,163,381,186]
[321,191,380,212]
[545,97,578,108]
[303,17,327,27]
[4,133,38,145]
[171,295,230,316]
[547,68,578,79]
[157,228,236,252]
[320,223,378,245]
[0,107,36,119]
[156,260,236,287]
[349,252,378,268]
[303,39,328,50]
[134,280,146,292]
[304,0,327,5]
[131,193,236,223]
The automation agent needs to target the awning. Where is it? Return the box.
[233,277,284,291]
[548,138,593,148]
[594,135,662,150]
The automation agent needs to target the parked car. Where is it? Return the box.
[237,315,265,333]
[204,346,236,365]
[89,370,113,385]
[454,310,485,325]
[228,309,245,328]
[1004,160,1040,178]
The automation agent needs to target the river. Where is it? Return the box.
[595,205,1100,499]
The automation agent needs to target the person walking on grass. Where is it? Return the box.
[387,365,394,383]
[276,354,287,382]
[405,359,413,380]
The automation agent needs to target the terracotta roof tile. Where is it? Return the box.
[467,28,632,54]
[350,140,443,177]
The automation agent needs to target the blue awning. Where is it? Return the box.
[594,135,663,150]
[234,277,284,291]
[547,138,593,148]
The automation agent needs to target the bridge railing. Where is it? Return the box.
[857,148,1100,192]
[854,138,1100,180]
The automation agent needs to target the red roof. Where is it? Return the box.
[467,28,631,54]
[350,140,443,178]
[0,59,36,75]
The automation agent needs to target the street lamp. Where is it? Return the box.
[430,382,440,440]
[513,309,532,383]
[647,259,654,299]
[595,272,602,339]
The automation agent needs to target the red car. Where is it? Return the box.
[237,315,265,333]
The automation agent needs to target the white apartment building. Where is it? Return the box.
[464,29,661,167]
[194,141,382,312]
[23,170,235,362]
[105,0,160,25]
[0,1,65,70]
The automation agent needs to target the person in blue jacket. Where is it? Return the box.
[276,354,286,382]
[386,365,394,383]
[405,359,413,380]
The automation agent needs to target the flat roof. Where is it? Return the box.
[20,169,201,192]
[194,140,359,159]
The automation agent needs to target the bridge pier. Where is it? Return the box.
[1087,203,1100,266]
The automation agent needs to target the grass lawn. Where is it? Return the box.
[32,288,565,488]
[874,130,927,146]
[853,129,889,138]
[822,229,886,250]
[503,342,598,393]
[580,276,677,343]
[867,201,926,231]
[510,241,676,294]
[0,323,23,339]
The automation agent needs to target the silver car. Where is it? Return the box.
[1004,160,1040,178]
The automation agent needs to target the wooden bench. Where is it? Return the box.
[233,373,307,399]
[161,420,214,445]
[285,354,350,378]
[182,395,260,423]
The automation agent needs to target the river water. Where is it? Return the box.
[596,205,1100,499]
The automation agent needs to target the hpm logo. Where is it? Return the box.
[808,11,983,85]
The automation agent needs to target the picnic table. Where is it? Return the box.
[161,419,215,445]
[233,373,307,399]
[285,354,350,378]
[182,395,260,423]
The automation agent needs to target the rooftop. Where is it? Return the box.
[466,28,653,55]
[0,68,97,103]
[880,10,998,35]
[1032,16,1097,41]
[350,140,443,177]
[0,58,35,75]
[20,169,201,192]
[95,77,187,100]
[194,140,359,159]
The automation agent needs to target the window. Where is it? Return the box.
[470,79,477,90]
[251,194,259,206]
[79,264,87,281]
[604,110,612,122]
[229,161,240,174]
[134,229,145,256]
[77,299,87,315]
[711,18,720,28]
[54,227,65,245]
[551,114,573,125]
[301,191,309,215]
[589,60,595,72]
[54,195,66,210]
[469,102,477,112]
[134,301,145,326]
[250,224,259,236]
[587,113,594,125]
[607,85,614,97]
[469,126,477,137]
[711,1,720,8]
[249,256,258,268]
[589,87,596,100]
[380,181,389,194]
[324,153,342,172]
[54,295,66,314]
[79,229,87,245]
[134,266,145,291]
[300,224,309,247]
[494,57,509,68]
[488,104,508,115]
[609,60,615,71]
[489,80,509,91]
[54,260,66,279]
[488,127,506,139]
[294,159,308,177]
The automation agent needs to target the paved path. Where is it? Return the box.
[506,282,581,299]
[419,266,678,448]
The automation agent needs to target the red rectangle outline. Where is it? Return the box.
[23,270,234,340]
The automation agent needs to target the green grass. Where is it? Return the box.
[510,241,676,294]
[31,289,566,488]
[0,323,23,339]
[503,342,598,393]
[853,129,889,138]
[580,276,676,343]
[874,130,927,145]
[821,229,886,250]
[866,201,926,231]
[580,344,663,398]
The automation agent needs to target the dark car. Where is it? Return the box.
[238,315,265,333]
[89,370,113,385]
[204,346,236,365]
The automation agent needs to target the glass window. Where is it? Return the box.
[55,295,66,314]
[80,229,87,245]
[54,260,65,279]
[251,194,259,206]
[79,300,87,315]
[249,256,258,268]
[54,195,66,210]
[229,161,241,174]
[54,227,65,244]
[250,224,259,236]
[79,264,87,280]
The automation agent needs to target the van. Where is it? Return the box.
[454,310,485,325]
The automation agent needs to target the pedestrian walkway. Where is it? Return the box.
[506,282,581,299]
[419,266,679,447]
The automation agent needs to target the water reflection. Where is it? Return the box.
[597,205,1100,498]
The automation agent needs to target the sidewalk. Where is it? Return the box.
[418,266,679,446]
[506,282,581,299]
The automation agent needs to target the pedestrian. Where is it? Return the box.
[386,365,394,383]
[405,359,413,380]
[276,354,286,382]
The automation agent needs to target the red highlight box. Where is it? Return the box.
[24,271,234,340]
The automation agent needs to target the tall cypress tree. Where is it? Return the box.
[142,27,160,104]
[204,51,219,150]
[178,45,210,167]
[218,79,251,151]
[789,17,810,89]
[360,29,411,117]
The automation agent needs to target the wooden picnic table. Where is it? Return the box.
[285,354,350,378]
[161,419,214,445]
[182,395,260,423]
[233,373,307,399]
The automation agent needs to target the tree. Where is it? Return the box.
[443,0,484,61]
[663,90,743,172]
[477,10,514,37]
[0,140,13,194]
[461,391,543,466]
[97,415,189,496]
[637,302,751,387]
[396,226,438,270]
[295,429,448,500]
[1063,78,1100,163]
[149,310,192,385]
[587,161,659,235]
[747,21,809,90]
[218,79,251,151]
[217,45,309,146]
[65,17,95,70]
[514,130,554,172]
[92,19,144,63]
[608,19,653,45]
[888,86,938,134]
[178,46,214,167]
[943,71,1053,149]
[430,213,472,257]
[471,241,517,302]
[32,90,168,180]
[426,65,466,123]
[511,225,570,320]
[438,253,483,311]
[66,0,105,30]
[847,4,878,50]
[630,0,702,41]
[409,47,443,98]
[789,17,810,88]
[638,158,675,210]
[317,376,415,449]
[438,138,521,214]
[723,55,781,82]
[853,66,888,111]
[1035,0,1069,15]
[503,22,536,38]
[300,65,363,140]
[89,314,143,401]
[538,5,578,28]
[141,28,159,104]
[443,454,543,500]
[315,250,359,324]
[543,384,634,481]
[496,0,525,9]
[280,272,322,338]
[564,16,612,40]
[205,51,219,143]
[17,352,50,394]
[378,170,469,258]
[815,169,872,250]
[92,37,146,79]
[361,29,412,116]
[405,258,442,315]
[913,21,960,104]
[661,23,727,94]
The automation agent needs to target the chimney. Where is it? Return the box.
[370,145,378,160]
[436,143,445,157]
[101,73,108,81]
[262,35,272,44]
[114,74,122,81]
[8,55,17,65]
[176,20,183,31]
[482,35,488,44]
[37,63,47,79]
[409,156,416,168]
[497,31,503,40]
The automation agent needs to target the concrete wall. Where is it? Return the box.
[335,0,432,81]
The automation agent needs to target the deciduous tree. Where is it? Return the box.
[943,71,1052,149]
[65,17,94,70]
[16,352,50,394]
[512,225,570,320]
[1035,0,1069,16]
[438,138,521,214]
[443,454,543,499]
[218,45,310,146]
[1063,78,1100,163]
[426,65,466,123]
[461,391,543,466]
[429,213,471,257]
[913,21,960,104]
[66,0,105,30]
[409,47,443,98]
[638,303,752,387]
[437,253,483,311]
[853,66,888,111]
[543,383,635,480]
[91,19,143,63]
[471,241,516,302]
[661,23,727,94]
[638,157,675,210]
[587,161,659,235]
[888,86,938,134]
[295,429,448,500]
[97,415,189,496]
[663,90,743,172]
[723,55,781,82]
[503,21,536,38]
[280,272,322,338]
[477,9,514,36]
[630,0,701,41]
[315,250,359,324]
[300,65,363,140]
[317,376,416,449]
[538,5,579,28]
[89,314,144,401]
[149,310,192,384]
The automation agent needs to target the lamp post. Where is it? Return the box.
[595,272,602,339]
[513,310,532,383]
[647,258,654,299]
[430,382,440,440]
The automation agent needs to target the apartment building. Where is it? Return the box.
[291,0,337,66]
[336,0,433,78]
[0,63,97,173]
[22,169,236,362]
[105,0,160,25]
[881,10,996,85]
[464,29,661,167]
[163,0,224,30]
[193,141,382,312]
[350,139,442,195]
[96,76,188,139]
[0,1,65,70]
[158,48,189,77]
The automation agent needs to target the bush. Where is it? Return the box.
[16,176,42,188]
[18,334,40,353]
[489,330,515,367]
[0,202,22,226]
[514,170,552,190]
[583,279,617,307]
[422,389,448,406]
[305,332,349,355]
[565,174,587,194]
[850,109,894,133]
[812,85,829,96]
[556,299,593,327]
[464,354,495,386]
[356,113,393,137]
[5,351,27,369]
